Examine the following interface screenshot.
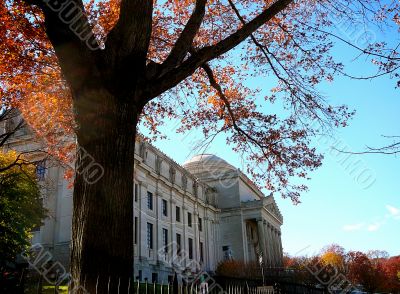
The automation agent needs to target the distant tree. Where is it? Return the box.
[346,251,385,293]
[0,150,46,269]
[367,250,389,260]
[0,109,29,174]
[283,254,318,285]
[320,244,346,273]
[381,256,400,293]
[216,260,261,279]
[283,253,297,268]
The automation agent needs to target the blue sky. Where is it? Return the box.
[140,23,400,257]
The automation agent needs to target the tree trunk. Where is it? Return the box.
[70,86,140,293]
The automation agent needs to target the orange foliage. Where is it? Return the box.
[1,0,398,201]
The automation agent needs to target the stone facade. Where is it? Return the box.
[1,115,284,284]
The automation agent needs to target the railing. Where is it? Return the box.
[14,268,327,294]
[214,273,327,294]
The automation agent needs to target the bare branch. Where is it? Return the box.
[0,152,32,173]
[0,109,26,148]
[296,19,400,62]
[201,63,281,161]
[334,136,400,155]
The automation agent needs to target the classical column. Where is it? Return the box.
[204,216,210,270]
[257,219,266,263]
[134,181,142,259]
[263,221,271,267]
[273,228,280,268]
[270,225,277,267]
[211,220,216,263]
[193,209,199,264]
[214,219,220,261]
[265,223,272,267]
[182,202,187,268]
[169,197,176,263]
[277,230,283,267]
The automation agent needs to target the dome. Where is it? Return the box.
[183,154,236,175]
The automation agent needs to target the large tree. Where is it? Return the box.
[0,150,45,269]
[0,0,398,292]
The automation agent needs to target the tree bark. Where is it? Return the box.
[70,85,140,293]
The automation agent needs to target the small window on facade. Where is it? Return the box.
[200,242,204,262]
[147,191,153,210]
[188,238,193,259]
[162,199,168,217]
[223,245,232,260]
[134,184,139,202]
[138,270,142,281]
[35,160,46,181]
[188,212,192,227]
[147,223,153,249]
[176,206,181,222]
[162,228,168,253]
[152,273,158,283]
[176,233,182,256]
[198,217,202,232]
[134,217,138,244]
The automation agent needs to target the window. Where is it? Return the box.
[162,199,168,217]
[176,206,181,222]
[137,270,142,281]
[134,217,138,244]
[35,160,46,181]
[162,228,168,253]
[134,184,139,202]
[176,233,182,256]
[188,238,193,259]
[152,273,158,283]
[147,223,153,249]
[198,217,202,232]
[200,242,204,262]
[188,212,192,227]
[147,191,153,210]
[32,223,41,232]
[223,245,232,260]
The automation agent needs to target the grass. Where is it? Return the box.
[42,285,68,293]
[25,284,68,294]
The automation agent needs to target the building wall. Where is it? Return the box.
[1,115,284,282]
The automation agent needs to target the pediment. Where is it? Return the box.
[264,195,283,223]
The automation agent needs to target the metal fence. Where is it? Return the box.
[3,269,328,294]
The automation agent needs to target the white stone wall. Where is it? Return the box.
[2,119,284,283]
[133,140,219,282]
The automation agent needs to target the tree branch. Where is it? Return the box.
[156,0,208,77]
[0,152,33,173]
[24,0,101,95]
[0,109,25,148]
[106,0,153,88]
[146,0,293,100]
[201,63,281,162]
[334,136,400,155]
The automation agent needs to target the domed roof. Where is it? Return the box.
[183,154,236,173]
